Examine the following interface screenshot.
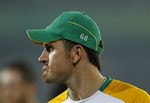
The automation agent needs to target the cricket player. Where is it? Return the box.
[26,11,150,103]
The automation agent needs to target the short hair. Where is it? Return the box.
[62,39,104,71]
[2,60,36,84]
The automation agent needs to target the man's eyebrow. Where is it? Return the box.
[43,43,53,48]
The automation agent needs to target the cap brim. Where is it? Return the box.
[26,29,61,45]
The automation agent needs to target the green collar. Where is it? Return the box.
[67,77,112,98]
[99,77,112,92]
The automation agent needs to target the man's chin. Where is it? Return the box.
[42,74,66,84]
[42,76,58,84]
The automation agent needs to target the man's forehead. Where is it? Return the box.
[43,40,63,47]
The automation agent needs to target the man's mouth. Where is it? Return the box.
[42,66,48,72]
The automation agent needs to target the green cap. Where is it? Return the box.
[26,11,104,54]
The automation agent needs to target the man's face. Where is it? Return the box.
[1,70,26,103]
[38,40,73,83]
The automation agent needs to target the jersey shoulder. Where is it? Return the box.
[104,79,150,103]
[48,89,68,103]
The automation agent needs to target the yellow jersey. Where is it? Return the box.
[48,77,150,103]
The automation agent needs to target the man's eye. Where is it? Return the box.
[46,47,53,52]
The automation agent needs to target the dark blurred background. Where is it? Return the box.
[0,0,150,102]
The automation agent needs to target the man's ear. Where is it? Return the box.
[70,45,83,65]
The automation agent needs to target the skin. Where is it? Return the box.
[1,69,37,103]
[39,41,73,83]
[1,70,26,103]
[38,40,105,101]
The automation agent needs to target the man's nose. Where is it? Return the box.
[38,50,48,64]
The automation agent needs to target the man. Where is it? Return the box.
[1,60,39,103]
[26,11,150,103]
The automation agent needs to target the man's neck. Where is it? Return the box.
[64,63,105,101]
